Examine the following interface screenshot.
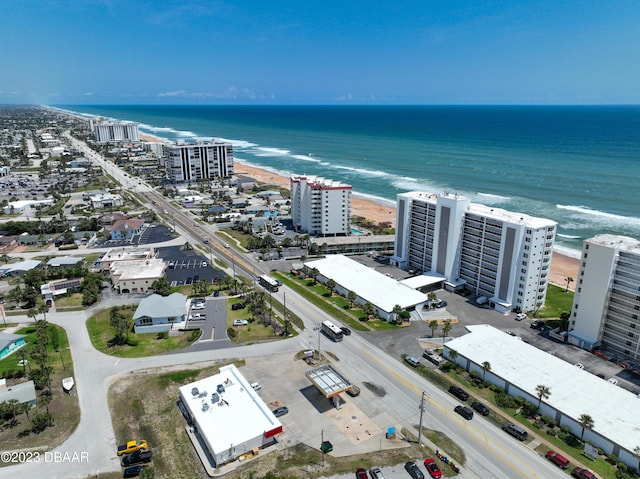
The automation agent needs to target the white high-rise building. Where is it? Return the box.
[290,175,352,236]
[392,191,557,313]
[92,121,139,143]
[569,235,640,359]
[164,141,234,183]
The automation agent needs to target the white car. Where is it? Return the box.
[191,303,205,310]
[475,296,488,305]
[515,313,527,321]
[233,320,248,326]
[250,381,261,391]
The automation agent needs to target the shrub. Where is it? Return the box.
[126,337,140,346]
[156,331,168,340]
[607,453,620,465]
[227,328,237,339]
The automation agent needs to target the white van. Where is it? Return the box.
[250,381,261,391]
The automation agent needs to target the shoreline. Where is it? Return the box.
[140,132,580,285]
[233,160,580,285]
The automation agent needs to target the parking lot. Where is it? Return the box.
[156,245,226,286]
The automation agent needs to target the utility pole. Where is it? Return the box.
[418,391,426,445]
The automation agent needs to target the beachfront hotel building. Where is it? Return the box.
[164,141,234,183]
[91,120,139,143]
[290,175,352,236]
[391,191,557,313]
[568,235,640,359]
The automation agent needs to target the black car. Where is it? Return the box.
[273,406,289,417]
[404,460,425,479]
[448,386,469,401]
[123,465,147,478]
[341,326,352,336]
[470,401,490,416]
[454,405,474,420]
[121,450,153,467]
[231,302,246,310]
[530,319,545,329]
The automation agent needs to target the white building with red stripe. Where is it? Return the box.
[290,174,352,236]
[178,364,282,466]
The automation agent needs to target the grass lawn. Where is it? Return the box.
[86,307,200,358]
[227,298,296,343]
[105,362,454,479]
[0,324,79,454]
[52,292,84,308]
[536,284,574,318]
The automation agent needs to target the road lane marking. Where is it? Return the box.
[363,350,540,479]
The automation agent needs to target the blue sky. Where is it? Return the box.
[2,0,639,104]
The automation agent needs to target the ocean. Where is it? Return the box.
[56,105,640,257]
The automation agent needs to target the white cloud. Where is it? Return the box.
[334,93,353,101]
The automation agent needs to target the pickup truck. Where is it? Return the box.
[117,440,148,456]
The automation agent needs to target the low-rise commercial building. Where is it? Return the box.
[178,364,282,466]
[132,293,187,333]
[109,258,166,294]
[445,325,640,468]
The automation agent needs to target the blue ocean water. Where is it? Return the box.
[57,105,640,257]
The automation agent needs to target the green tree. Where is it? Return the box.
[109,307,131,345]
[391,304,403,325]
[481,361,492,381]
[442,319,452,344]
[535,384,551,413]
[578,414,594,441]
[448,348,459,363]
[362,301,374,320]
[347,290,357,308]
[564,276,574,292]
[309,267,319,285]
[428,320,439,338]
[151,276,171,296]
[326,279,336,295]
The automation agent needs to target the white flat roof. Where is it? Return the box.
[179,365,281,456]
[446,325,640,452]
[110,258,165,280]
[306,255,428,312]
[400,272,446,289]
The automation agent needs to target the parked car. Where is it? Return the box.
[530,319,545,329]
[231,302,246,310]
[448,386,469,401]
[405,356,421,367]
[369,465,385,479]
[117,440,148,456]
[355,468,368,479]
[502,422,528,441]
[571,467,598,479]
[546,450,570,469]
[454,405,474,420]
[340,326,352,336]
[273,406,289,417]
[250,381,261,391]
[123,465,147,478]
[404,460,425,479]
[121,449,153,467]
[433,299,447,308]
[233,319,249,326]
[515,313,527,321]
[475,295,488,305]
[470,401,490,416]
[423,458,442,479]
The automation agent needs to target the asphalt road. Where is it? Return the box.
[0,136,581,479]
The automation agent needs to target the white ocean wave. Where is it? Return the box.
[217,137,258,148]
[252,147,291,157]
[556,204,640,227]
[477,192,512,202]
[291,154,322,163]
[556,233,582,240]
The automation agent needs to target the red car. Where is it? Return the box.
[355,468,368,479]
[572,467,598,479]
[545,451,570,469]
[423,458,442,479]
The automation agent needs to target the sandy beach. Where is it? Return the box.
[233,160,580,286]
[139,130,580,287]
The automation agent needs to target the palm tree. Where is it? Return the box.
[347,290,357,308]
[481,361,492,381]
[442,319,452,344]
[578,414,594,441]
[392,304,403,324]
[535,384,551,412]
[326,278,336,295]
[310,267,319,285]
[448,348,459,363]
[564,276,574,292]
[428,320,439,338]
